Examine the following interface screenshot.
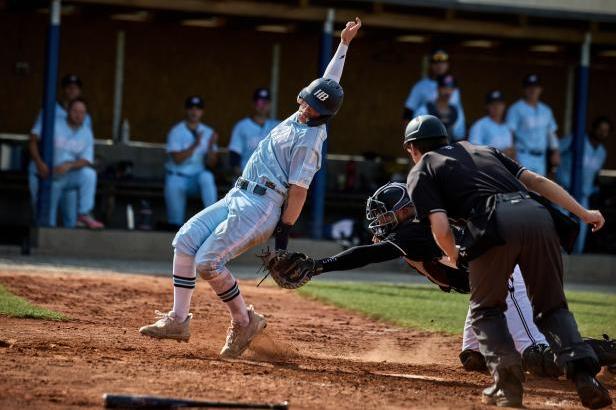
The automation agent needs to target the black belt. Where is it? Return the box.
[518,148,544,156]
[495,191,531,203]
[236,177,283,196]
[166,170,193,178]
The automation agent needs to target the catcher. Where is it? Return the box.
[259,182,616,376]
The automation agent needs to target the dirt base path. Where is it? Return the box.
[0,268,614,409]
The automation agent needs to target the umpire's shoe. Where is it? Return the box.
[219,305,266,359]
[574,371,612,409]
[482,366,524,408]
[139,310,192,342]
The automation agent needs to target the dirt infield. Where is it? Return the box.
[0,268,614,409]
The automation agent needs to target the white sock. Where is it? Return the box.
[171,252,196,322]
[207,268,249,326]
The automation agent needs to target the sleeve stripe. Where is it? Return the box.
[516,167,527,179]
[429,209,447,214]
[384,240,407,256]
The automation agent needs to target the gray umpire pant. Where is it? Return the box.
[468,196,599,382]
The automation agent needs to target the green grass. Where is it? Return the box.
[0,283,67,321]
[298,281,616,338]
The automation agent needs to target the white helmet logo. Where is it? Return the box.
[314,89,330,101]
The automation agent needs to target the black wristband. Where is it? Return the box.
[274,222,293,250]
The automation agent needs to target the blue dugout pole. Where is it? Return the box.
[311,8,335,239]
[37,0,62,226]
[570,33,591,202]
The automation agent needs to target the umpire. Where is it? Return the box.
[404,115,611,409]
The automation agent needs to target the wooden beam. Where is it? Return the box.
[67,0,616,45]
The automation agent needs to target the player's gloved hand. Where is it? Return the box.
[274,222,293,250]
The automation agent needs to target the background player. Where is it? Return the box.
[228,88,279,175]
[139,17,362,359]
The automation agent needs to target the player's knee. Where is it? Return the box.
[196,261,223,280]
[172,227,199,256]
[79,166,97,183]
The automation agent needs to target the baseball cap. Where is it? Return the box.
[436,74,457,88]
[430,49,449,63]
[61,74,82,88]
[523,73,541,87]
[185,96,204,109]
[253,88,271,102]
[485,89,504,104]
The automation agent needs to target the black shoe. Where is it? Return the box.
[584,334,616,368]
[574,371,613,409]
[482,384,524,408]
[460,349,488,372]
[482,367,524,408]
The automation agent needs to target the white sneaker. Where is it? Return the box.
[219,305,267,358]
[139,310,191,342]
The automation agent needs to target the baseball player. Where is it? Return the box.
[228,88,279,174]
[402,49,463,129]
[405,115,609,408]
[164,96,219,227]
[556,116,610,253]
[506,74,560,177]
[139,17,362,359]
[414,74,465,141]
[469,90,515,159]
[258,182,616,377]
[28,97,103,229]
[29,74,94,228]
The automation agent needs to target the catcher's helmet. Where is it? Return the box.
[366,182,413,238]
[403,115,448,147]
[298,78,344,127]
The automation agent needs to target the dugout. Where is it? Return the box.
[1,0,616,251]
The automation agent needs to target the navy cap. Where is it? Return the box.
[523,73,541,87]
[253,88,271,102]
[185,96,204,109]
[486,89,504,104]
[436,74,457,88]
[430,48,449,63]
[61,74,82,88]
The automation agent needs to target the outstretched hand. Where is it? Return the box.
[341,17,362,45]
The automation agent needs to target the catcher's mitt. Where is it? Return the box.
[257,248,320,289]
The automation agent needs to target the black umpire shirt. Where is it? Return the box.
[407,141,527,221]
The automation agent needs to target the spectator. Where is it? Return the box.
[30,73,92,227]
[402,48,463,128]
[228,88,279,175]
[469,90,515,158]
[165,96,218,227]
[506,73,560,177]
[28,98,103,229]
[415,74,465,141]
[557,116,610,253]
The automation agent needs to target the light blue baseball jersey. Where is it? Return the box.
[31,102,92,135]
[506,99,558,175]
[404,77,462,113]
[228,117,279,169]
[556,134,606,197]
[166,121,217,175]
[241,112,326,192]
[469,116,513,150]
[32,119,94,167]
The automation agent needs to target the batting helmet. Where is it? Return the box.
[366,182,413,238]
[403,115,448,147]
[298,78,344,127]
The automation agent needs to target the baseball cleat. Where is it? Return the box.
[77,214,105,229]
[481,387,524,408]
[139,310,191,342]
[219,305,266,359]
[574,371,612,409]
[459,349,488,372]
[482,366,524,408]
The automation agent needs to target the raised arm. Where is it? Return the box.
[322,17,362,83]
